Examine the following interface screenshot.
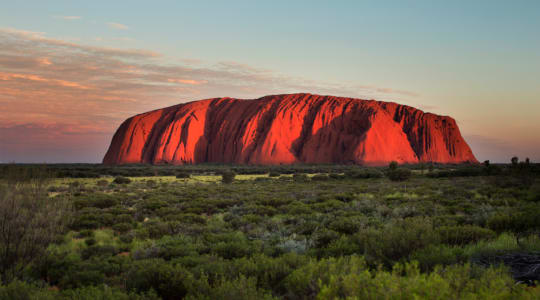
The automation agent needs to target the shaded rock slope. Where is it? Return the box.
[103,93,477,165]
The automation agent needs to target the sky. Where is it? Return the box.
[0,0,539,163]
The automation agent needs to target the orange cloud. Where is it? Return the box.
[0,72,89,89]
[167,78,208,85]
[107,22,129,30]
[38,57,52,65]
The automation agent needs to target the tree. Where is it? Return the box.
[221,170,236,184]
[511,156,519,166]
[0,166,71,284]
[389,161,398,171]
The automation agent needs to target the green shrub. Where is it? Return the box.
[354,218,439,267]
[283,255,369,298]
[77,230,94,238]
[60,268,105,289]
[437,225,496,246]
[286,201,312,215]
[323,236,361,257]
[292,174,309,182]
[0,280,57,300]
[207,232,253,259]
[154,235,198,260]
[126,258,193,300]
[96,179,109,187]
[143,221,170,239]
[74,193,119,209]
[487,208,540,244]
[71,211,101,230]
[526,184,540,202]
[212,241,252,259]
[345,169,384,179]
[387,168,412,181]
[81,245,117,259]
[119,233,134,244]
[84,238,97,247]
[328,217,360,234]
[113,176,131,184]
[176,172,191,179]
[115,214,134,224]
[284,256,539,299]
[112,222,133,234]
[191,275,276,300]
[62,285,160,299]
[255,177,271,182]
[312,229,340,248]
[268,171,281,177]
[409,244,467,271]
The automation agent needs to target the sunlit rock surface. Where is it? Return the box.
[103,93,478,165]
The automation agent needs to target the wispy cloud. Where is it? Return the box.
[167,78,208,85]
[94,36,135,42]
[0,27,418,162]
[0,72,90,89]
[107,22,129,30]
[53,15,82,20]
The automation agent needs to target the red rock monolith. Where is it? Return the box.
[103,93,478,165]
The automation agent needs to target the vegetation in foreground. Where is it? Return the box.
[0,160,539,299]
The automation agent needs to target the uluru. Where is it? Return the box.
[103,93,478,166]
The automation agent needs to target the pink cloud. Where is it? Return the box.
[38,57,52,66]
[0,27,420,162]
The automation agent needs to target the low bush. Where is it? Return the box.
[387,168,412,181]
[113,176,132,184]
[409,244,467,271]
[96,179,109,187]
[176,172,191,179]
[293,173,309,182]
[354,217,439,267]
[112,222,134,234]
[126,259,193,300]
[191,275,276,300]
[437,225,496,246]
[81,245,117,259]
[487,207,540,244]
[328,217,360,234]
[284,255,539,299]
[345,169,384,179]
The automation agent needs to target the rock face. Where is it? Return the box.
[103,93,478,165]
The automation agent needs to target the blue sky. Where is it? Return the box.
[1,1,539,162]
